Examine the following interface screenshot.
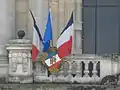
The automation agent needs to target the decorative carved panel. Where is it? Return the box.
[9,51,31,76]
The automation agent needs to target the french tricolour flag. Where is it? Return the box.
[30,10,43,62]
[57,12,73,58]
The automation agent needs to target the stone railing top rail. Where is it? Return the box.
[64,54,120,61]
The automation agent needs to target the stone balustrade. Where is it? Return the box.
[34,54,102,83]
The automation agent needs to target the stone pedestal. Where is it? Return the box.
[6,39,33,83]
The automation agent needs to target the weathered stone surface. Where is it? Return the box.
[6,39,33,83]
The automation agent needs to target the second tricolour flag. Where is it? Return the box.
[57,12,73,58]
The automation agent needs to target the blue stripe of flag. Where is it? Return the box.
[60,12,73,35]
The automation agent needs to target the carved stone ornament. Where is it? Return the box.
[37,47,63,73]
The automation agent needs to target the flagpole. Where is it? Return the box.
[48,1,53,47]
[72,10,75,55]
[50,9,53,47]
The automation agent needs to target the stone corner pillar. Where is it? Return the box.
[6,32,33,83]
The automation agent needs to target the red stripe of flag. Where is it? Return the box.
[32,45,39,62]
[57,36,72,58]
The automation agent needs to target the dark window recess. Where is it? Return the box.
[96,7,119,54]
[82,0,120,54]
[83,7,96,54]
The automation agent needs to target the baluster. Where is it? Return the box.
[59,64,64,76]
[57,64,65,82]
[74,61,82,83]
[92,61,98,77]
[84,61,90,77]
[68,61,72,74]
[66,61,74,82]
[76,61,82,76]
